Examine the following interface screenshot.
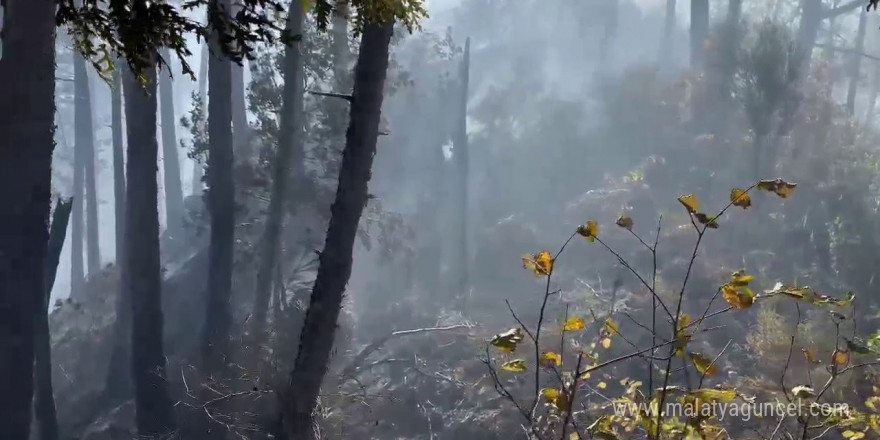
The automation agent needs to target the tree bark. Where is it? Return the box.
[192,42,210,196]
[71,71,86,300]
[112,60,127,269]
[84,71,101,275]
[280,18,395,440]
[0,1,56,438]
[865,60,880,122]
[159,49,186,242]
[34,198,72,440]
[251,2,305,346]
[202,0,235,374]
[123,60,177,438]
[453,37,470,303]
[230,3,251,156]
[797,0,823,68]
[847,8,868,115]
[690,0,709,70]
[104,63,133,405]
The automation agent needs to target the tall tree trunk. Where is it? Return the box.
[84,72,101,275]
[71,84,86,300]
[159,49,186,243]
[659,0,676,65]
[251,2,305,346]
[280,18,395,440]
[690,0,709,70]
[232,63,250,156]
[0,1,56,438]
[192,42,210,196]
[34,198,72,440]
[123,60,177,438]
[846,8,868,115]
[865,60,880,122]
[453,37,470,303]
[230,3,251,157]
[203,0,235,374]
[332,1,351,85]
[797,0,823,69]
[104,61,133,405]
[112,60,127,268]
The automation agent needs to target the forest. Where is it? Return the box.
[7,0,880,439]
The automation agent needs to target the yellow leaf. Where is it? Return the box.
[691,352,718,377]
[522,250,554,277]
[730,188,751,209]
[833,349,851,367]
[757,178,798,199]
[851,432,866,440]
[490,328,524,353]
[500,359,527,372]
[563,317,586,332]
[803,348,821,364]
[539,351,563,368]
[601,337,612,349]
[598,381,607,389]
[689,388,737,403]
[542,388,570,411]
[300,0,312,12]
[729,270,755,286]
[616,215,634,230]
[577,221,599,242]
[603,319,620,336]
[722,284,754,309]
[678,194,699,214]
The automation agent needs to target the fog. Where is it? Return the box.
[6,0,880,438]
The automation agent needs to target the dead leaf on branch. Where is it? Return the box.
[678,194,699,214]
[577,221,599,242]
[756,178,797,199]
[616,215,634,230]
[490,328,524,353]
[500,359,527,372]
[522,250,554,277]
[730,188,751,209]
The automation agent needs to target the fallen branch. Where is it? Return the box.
[339,324,471,380]
[307,89,353,102]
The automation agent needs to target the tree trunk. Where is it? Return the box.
[202,0,236,374]
[104,63,133,405]
[865,60,880,122]
[251,2,305,346]
[332,1,351,87]
[690,0,709,70]
[797,0,823,69]
[0,1,56,438]
[280,18,395,440]
[193,42,210,196]
[159,49,186,243]
[112,60,127,268]
[846,8,868,116]
[71,79,85,300]
[659,0,676,65]
[84,73,101,276]
[34,198,72,440]
[453,37,470,303]
[73,52,101,276]
[230,3,251,157]
[123,60,177,438]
